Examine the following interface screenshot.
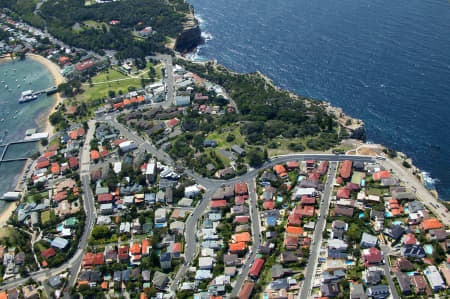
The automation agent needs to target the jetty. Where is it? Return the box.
[30,86,58,97]
[0,140,37,163]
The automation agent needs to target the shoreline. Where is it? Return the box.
[26,53,66,138]
[0,54,65,228]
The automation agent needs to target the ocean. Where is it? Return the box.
[188,0,450,200]
[0,57,56,209]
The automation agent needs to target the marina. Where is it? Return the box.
[18,86,57,103]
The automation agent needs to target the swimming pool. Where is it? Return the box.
[424,244,433,255]
[393,221,402,226]
[361,179,365,187]
[404,207,409,213]
[278,196,283,202]
[359,213,364,218]
[346,261,355,265]
[385,212,392,218]
[155,223,164,228]
[298,176,303,182]
[57,224,63,231]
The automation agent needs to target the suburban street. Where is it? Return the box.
[299,162,337,299]
[231,179,262,297]
[380,245,400,299]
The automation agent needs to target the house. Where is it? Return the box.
[328,239,348,251]
[384,225,404,241]
[321,282,340,297]
[280,251,298,263]
[185,185,200,198]
[145,159,157,183]
[339,160,352,179]
[362,248,382,267]
[175,96,190,106]
[51,237,69,249]
[401,245,425,258]
[429,228,448,241]
[152,271,169,290]
[350,283,368,299]
[231,145,246,156]
[425,265,445,292]
[203,140,218,148]
[334,206,354,217]
[100,203,113,215]
[224,254,240,266]
[286,161,299,170]
[199,257,215,270]
[395,257,414,271]
[238,281,254,299]
[249,258,264,279]
[270,264,292,279]
[160,252,172,270]
[155,208,166,223]
[395,271,411,295]
[360,232,378,248]
[411,274,430,295]
[22,285,39,299]
[366,285,389,299]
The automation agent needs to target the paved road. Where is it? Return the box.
[170,186,218,292]
[382,158,450,227]
[381,245,400,299]
[299,162,337,299]
[231,179,261,297]
[0,122,97,294]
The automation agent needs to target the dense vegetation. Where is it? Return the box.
[176,59,342,150]
[1,0,191,58]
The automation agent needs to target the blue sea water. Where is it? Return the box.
[0,58,56,207]
[188,0,450,200]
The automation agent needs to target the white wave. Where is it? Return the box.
[196,15,205,25]
[422,171,439,189]
[201,32,213,41]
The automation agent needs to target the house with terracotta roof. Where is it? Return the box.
[235,182,248,195]
[51,163,60,175]
[41,248,56,259]
[118,246,129,263]
[336,188,350,199]
[130,243,142,264]
[98,193,113,203]
[284,236,298,250]
[238,281,254,299]
[286,161,299,170]
[263,201,274,210]
[273,165,288,179]
[373,171,390,181]
[36,160,50,169]
[420,218,443,231]
[286,226,303,236]
[229,242,246,253]
[211,200,227,209]
[233,232,251,243]
[90,150,100,161]
[339,160,352,179]
[68,157,79,169]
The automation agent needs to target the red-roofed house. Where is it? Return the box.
[249,258,264,278]
[263,201,274,210]
[286,226,303,236]
[373,171,390,181]
[288,214,302,226]
[235,182,248,195]
[98,193,113,203]
[286,161,299,170]
[336,188,351,199]
[75,60,95,72]
[51,163,60,174]
[69,157,79,169]
[90,150,100,161]
[403,233,417,245]
[36,160,50,169]
[339,160,352,179]
[43,151,57,158]
[363,248,382,267]
[142,239,150,256]
[172,243,182,257]
[167,118,180,128]
[233,232,251,243]
[420,218,443,231]
[317,161,329,175]
[211,200,227,209]
[59,56,70,65]
[284,236,298,250]
[301,196,316,205]
[41,248,56,259]
[229,242,246,253]
[118,246,129,263]
[234,216,249,223]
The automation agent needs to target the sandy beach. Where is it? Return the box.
[27,53,66,138]
[0,201,17,228]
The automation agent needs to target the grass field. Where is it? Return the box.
[77,64,163,103]
[206,126,244,148]
[366,187,387,196]
[41,210,51,225]
[351,172,363,185]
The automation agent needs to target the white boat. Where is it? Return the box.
[18,90,38,103]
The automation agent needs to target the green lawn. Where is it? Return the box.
[366,187,387,196]
[206,126,244,148]
[351,172,363,185]
[41,210,51,225]
[77,64,162,102]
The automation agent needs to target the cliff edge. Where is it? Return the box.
[175,9,204,53]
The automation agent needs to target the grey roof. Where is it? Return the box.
[48,275,62,288]
[351,283,367,299]
[367,285,389,299]
[153,271,169,289]
[384,225,405,240]
[142,270,151,281]
[401,245,425,258]
[409,200,425,213]
[360,232,378,248]
[51,237,69,249]
[395,272,411,294]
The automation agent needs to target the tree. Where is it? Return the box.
[91,225,110,240]
[347,223,362,243]
[247,148,264,167]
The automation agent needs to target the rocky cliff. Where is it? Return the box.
[324,103,366,141]
[175,10,203,53]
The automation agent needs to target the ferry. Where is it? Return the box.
[18,90,38,103]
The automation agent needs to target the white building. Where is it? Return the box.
[119,141,137,152]
[184,185,200,198]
